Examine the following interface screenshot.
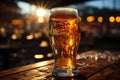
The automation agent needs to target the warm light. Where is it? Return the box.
[68,20,74,26]
[37,17,44,23]
[95,56,98,61]
[87,16,95,22]
[34,54,44,59]
[67,58,73,67]
[36,8,45,17]
[26,34,33,40]
[68,20,78,33]
[34,32,42,39]
[47,53,53,57]
[116,16,120,23]
[0,27,6,33]
[30,5,37,14]
[69,39,73,46]
[39,41,49,47]
[34,60,54,67]
[109,16,115,22]
[97,16,103,23]
[11,34,17,40]
[68,20,74,32]
[12,19,23,26]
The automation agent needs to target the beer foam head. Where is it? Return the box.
[50,7,78,19]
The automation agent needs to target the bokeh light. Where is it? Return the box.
[97,16,103,23]
[36,8,45,17]
[34,54,44,59]
[11,34,17,40]
[87,16,95,22]
[26,34,33,40]
[39,41,49,47]
[116,16,120,23]
[37,17,45,23]
[109,16,115,23]
[47,53,53,57]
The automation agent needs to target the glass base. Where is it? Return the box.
[52,68,80,77]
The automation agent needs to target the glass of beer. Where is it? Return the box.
[49,7,81,77]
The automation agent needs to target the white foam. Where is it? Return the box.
[50,7,78,17]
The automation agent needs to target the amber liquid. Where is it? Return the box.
[49,16,81,70]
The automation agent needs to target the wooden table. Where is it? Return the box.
[0,51,120,80]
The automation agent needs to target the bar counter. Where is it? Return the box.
[0,51,120,80]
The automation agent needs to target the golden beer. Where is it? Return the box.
[49,7,81,76]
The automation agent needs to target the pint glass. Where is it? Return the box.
[49,7,81,77]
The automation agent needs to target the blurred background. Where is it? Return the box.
[0,0,120,71]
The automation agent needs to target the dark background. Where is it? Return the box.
[0,0,120,71]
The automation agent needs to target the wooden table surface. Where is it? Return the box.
[0,51,120,80]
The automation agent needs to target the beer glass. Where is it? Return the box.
[49,7,81,77]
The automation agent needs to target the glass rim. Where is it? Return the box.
[50,7,78,12]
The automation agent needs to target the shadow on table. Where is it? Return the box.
[48,73,87,80]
